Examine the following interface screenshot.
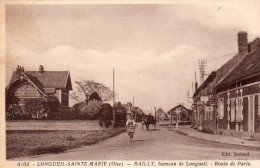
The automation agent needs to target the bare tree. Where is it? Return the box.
[70,80,113,103]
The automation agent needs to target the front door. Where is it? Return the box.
[248,96,255,133]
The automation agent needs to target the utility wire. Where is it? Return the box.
[208,53,236,61]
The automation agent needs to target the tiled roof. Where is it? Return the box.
[167,105,190,114]
[25,73,46,94]
[217,48,260,86]
[215,54,240,85]
[9,71,72,90]
[193,53,242,97]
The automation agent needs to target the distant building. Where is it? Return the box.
[156,108,168,121]
[167,105,191,123]
[6,65,72,115]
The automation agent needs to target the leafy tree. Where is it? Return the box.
[89,91,102,102]
[45,97,60,119]
[85,100,102,119]
[114,102,127,127]
[72,102,84,119]
[70,80,113,103]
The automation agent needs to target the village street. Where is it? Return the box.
[15,123,260,160]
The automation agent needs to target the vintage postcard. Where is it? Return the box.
[1,0,260,168]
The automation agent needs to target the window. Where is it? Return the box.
[230,99,236,122]
[204,106,207,120]
[205,106,214,120]
[218,98,224,119]
[210,108,214,120]
[236,97,243,122]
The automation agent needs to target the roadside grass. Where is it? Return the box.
[6,128,126,159]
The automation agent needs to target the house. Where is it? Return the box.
[192,32,248,132]
[167,105,191,123]
[192,31,260,139]
[6,65,72,117]
[192,71,217,132]
[215,34,260,139]
[156,108,168,121]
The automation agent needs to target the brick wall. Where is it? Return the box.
[243,85,259,95]
[254,95,260,133]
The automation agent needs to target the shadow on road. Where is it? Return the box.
[133,140,148,142]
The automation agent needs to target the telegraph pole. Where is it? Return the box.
[199,59,207,85]
[154,106,157,122]
[113,69,115,128]
[133,96,134,108]
[133,96,136,121]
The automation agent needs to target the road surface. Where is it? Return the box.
[16,123,260,160]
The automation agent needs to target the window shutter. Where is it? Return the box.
[230,99,235,122]
[258,94,260,116]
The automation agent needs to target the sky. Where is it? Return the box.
[5,1,260,112]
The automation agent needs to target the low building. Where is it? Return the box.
[168,105,191,123]
[192,71,217,132]
[6,65,72,118]
[156,108,168,121]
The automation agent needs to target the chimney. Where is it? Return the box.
[195,81,198,91]
[16,65,24,74]
[39,65,44,74]
[237,31,248,56]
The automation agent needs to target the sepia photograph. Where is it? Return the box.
[1,0,260,166]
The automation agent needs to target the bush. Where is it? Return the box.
[15,114,32,120]
[114,112,126,127]
[98,103,113,127]
[57,107,74,120]
[113,102,127,127]
[71,102,84,119]
[6,89,22,120]
[6,104,22,120]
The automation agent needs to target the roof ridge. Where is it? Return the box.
[24,73,46,95]
[216,53,245,85]
[8,71,72,89]
[217,47,260,87]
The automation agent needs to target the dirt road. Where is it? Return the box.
[16,123,260,160]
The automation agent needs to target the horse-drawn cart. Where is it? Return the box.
[142,114,156,130]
